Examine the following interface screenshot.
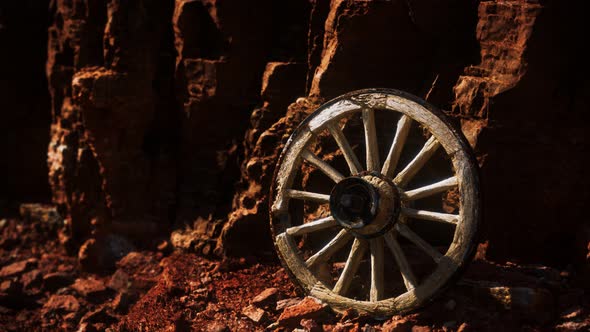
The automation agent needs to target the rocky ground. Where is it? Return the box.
[0,206,588,332]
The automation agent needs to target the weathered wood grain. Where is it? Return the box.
[384,232,418,291]
[382,114,412,178]
[327,123,362,175]
[362,108,380,172]
[302,149,345,183]
[401,207,459,224]
[403,176,457,201]
[286,189,330,204]
[333,238,367,295]
[306,229,353,267]
[286,216,337,236]
[394,136,440,188]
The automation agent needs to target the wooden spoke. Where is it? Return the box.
[401,207,459,224]
[369,238,384,301]
[395,223,443,263]
[306,229,353,268]
[382,114,412,178]
[333,238,367,295]
[403,176,458,201]
[394,136,440,188]
[327,123,363,175]
[384,232,418,291]
[301,149,345,183]
[362,109,380,172]
[286,216,338,237]
[286,189,330,204]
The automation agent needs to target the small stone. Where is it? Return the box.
[242,304,268,323]
[276,297,302,311]
[474,241,488,260]
[207,321,229,332]
[556,321,590,332]
[43,295,80,313]
[117,251,152,270]
[444,299,456,310]
[333,322,360,332]
[157,240,170,252]
[0,259,37,278]
[71,277,108,298]
[21,269,42,289]
[487,286,554,323]
[170,230,197,251]
[107,269,129,291]
[560,306,583,320]
[300,318,321,332]
[278,297,330,327]
[457,323,471,332]
[382,317,412,332]
[0,280,22,295]
[339,308,357,321]
[43,272,74,291]
[252,287,279,308]
[19,203,63,226]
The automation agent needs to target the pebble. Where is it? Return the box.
[252,287,279,308]
[71,277,108,298]
[107,269,130,291]
[278,297,330,327]
[242,304,268,323]
[21,269,42,289]
[0,259,37,278]
[276,297,302,311]
[43,295,80,313]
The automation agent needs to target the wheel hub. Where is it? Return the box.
[330,173,401,238]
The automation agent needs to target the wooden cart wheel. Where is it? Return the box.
[269,89,480,316]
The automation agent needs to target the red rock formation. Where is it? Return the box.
[171,0,311,254]
[473,0,590,267]
[0,0,576,275]
[46,0,177,242]
[453,0,542,146]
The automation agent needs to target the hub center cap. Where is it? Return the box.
[330,173,401,238]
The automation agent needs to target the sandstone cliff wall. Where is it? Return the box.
[1,0,588,271]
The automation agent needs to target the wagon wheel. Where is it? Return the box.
[270,89,480,316]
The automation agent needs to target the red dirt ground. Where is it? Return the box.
[1,214,588,331]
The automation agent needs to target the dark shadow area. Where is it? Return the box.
[480,0,590,272]
[174,0,228,60]
[315,0,480,111]
[0,1,52,213]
